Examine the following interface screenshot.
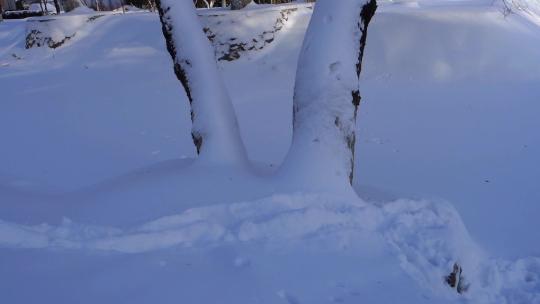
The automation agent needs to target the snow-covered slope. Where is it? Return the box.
[356,1,540,258]
[1,1,540,303]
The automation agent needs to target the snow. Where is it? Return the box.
[278,0,374,191]
[1,193,538,302]
[65,6,97,15]
[1,1,540,303]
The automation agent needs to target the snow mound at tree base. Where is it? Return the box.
[1,193,538,303]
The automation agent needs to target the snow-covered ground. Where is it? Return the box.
[1,1,539,303]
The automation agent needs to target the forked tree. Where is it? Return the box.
[155,0,249,166]
[155,0,377,187]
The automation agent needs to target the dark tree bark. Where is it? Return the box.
[154,0,248,165]
[53,0,62,14]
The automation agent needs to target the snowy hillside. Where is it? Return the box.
[1,1,540,303]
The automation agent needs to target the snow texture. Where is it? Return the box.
[1,1,540,303]
[231,0,252,10]
[24,13,105,49]
[0,194,538,303]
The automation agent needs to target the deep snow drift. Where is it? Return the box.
[1,1,540,303]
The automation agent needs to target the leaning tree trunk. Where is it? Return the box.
[230,0,251,10]
[53,0,61,14]
[39,0,45,14]
[279,0,377,190]
[155,0,248,166]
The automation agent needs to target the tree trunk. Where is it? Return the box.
[155,0,248,166]
[279,0,377,190]
[146,0,155,11]
[43,0,50,13]
[39,0,45,14]
[230,0,250,10]
[53,0,62,14]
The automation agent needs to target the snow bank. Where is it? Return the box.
[355,1,540,257]
[25,14,106,50]
[0,194,538,302]
[279,0,375,191]
[199,5,308,61]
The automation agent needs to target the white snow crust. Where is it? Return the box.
[1,1,539,303]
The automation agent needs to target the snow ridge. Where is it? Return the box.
[1,194,538,302]
[200,6,307,61]
[24,14,107,49]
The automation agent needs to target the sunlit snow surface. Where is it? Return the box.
[1,1,540,303]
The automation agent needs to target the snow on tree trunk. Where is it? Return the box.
[280,0,377,190]
[155,0,248,166]
[231,0,251,10]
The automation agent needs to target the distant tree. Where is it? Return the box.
[153,0,377,181]
[53,0,61,13]
[194,0,215,8]
[126,0,155,10]
[230,0,250,10]
[60,0,81,12]
[193,0,228,9]
[279,0,377,188]
[16,1,25,10]
[155,0,249,166]
[254,0,294,4]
